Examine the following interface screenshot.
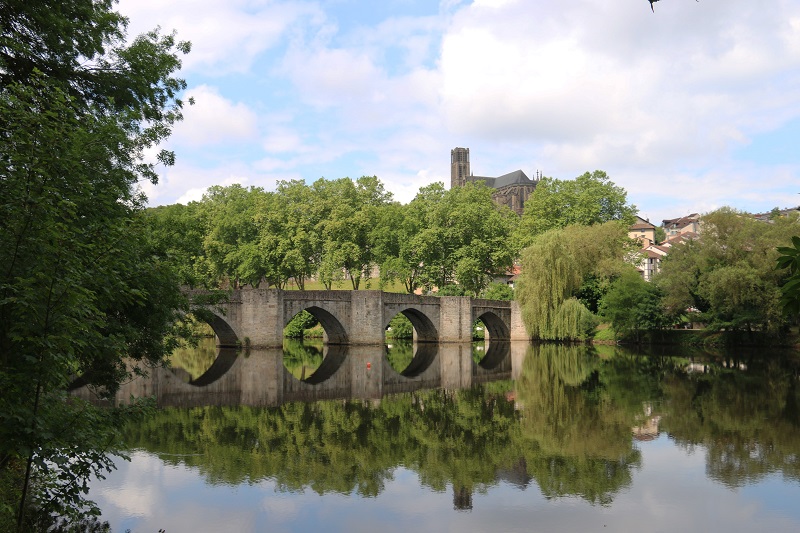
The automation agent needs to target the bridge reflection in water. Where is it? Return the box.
[73,341,529,408]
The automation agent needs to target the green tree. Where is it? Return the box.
[599,269,667,342]
[0,1,190,527]
[260,180,320,289]
[313,177,393,290]
[777,235,800,317]
[654,226,667,244]
[413,183,516,295]
[482,282,514,301]
[656,208,798,334]
[144,203,206,288]
[385,314,414,339]
[516,170,637,248]
[198,184,268,288]
[283,311,319,338]
[380,183,445,293]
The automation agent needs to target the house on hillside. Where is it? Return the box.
[662,213,700,238]
[662,231,699,247]
[629,216,662,281]
[496,263,522,288]
[753,206,800,222]
[629,216,656,247]
[639,244,670,281]
[627,213,706,281]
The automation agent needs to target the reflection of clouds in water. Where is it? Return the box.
[95,451,259,532]
[97,452,164,518]
[310,468,451,533]
[91,448,800,533]
[261,491,301,522]
[141,501,256,533]
[99,481,156,519]
[159,458,205,489]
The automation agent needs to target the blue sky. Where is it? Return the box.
[120,0,800,224]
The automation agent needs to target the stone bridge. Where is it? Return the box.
[187,289,528,348]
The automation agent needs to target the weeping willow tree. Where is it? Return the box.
[516,222,633,340]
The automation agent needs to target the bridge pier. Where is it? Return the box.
[350,291,387,345]
[439,297,473,343]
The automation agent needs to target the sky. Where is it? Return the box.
[118,0,800,224]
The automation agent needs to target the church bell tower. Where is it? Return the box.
[450,147,470,189]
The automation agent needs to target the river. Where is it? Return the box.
[80,338,800,532]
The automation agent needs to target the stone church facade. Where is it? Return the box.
[450,147,537,215]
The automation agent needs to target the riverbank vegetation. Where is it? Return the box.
[516,222,636,341]
[506,168,800,344]
[149,162,800,347]
[516,207,800,345]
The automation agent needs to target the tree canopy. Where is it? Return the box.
[147,179,517,296]
[515,170,637,248]
[1,1,190,527]
[777,235,800,318]
[599,269,668,342]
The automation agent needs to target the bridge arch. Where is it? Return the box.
[476,340,510,370]
[384,307,439,343]
[186,289,524,347]
[191,309,240,347]
[184,347,240,387]
[474,310,510,341]
[287,305,349,345]
[296,344,348,385]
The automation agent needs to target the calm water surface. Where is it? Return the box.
[83,340,800,532]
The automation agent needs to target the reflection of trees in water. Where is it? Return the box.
[514,343,641,504]
[386,341,413,373]
[170,337,218,380]
[122,367,639,506]
[659,355,800,488]
[471,341,486,364]
[123,384,523,497]
[123,344,800,504]
[283,338,324,381]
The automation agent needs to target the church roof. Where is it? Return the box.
[472,170,534,189]
[494,170,535,188]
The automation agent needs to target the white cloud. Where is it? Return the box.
[276,10,441,133]
[118,0,322,73]
[439,1,800,153]
[172,85,259,146]
[262,129,305,153]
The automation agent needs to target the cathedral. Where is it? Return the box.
[450,147,538,215]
